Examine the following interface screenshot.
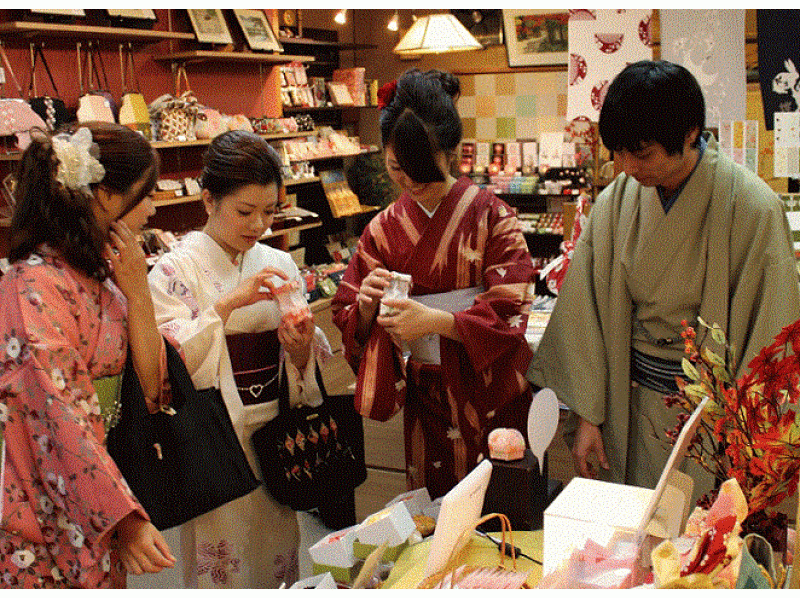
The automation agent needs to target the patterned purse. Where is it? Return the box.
[149,66,197,142]
[0,42,46,150]
[26,43,73,131]
[251,368,367,512]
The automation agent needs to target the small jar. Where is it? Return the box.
[273,280,311,325]
[380,272,412,316]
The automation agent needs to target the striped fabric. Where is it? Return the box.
[630,348,685,394]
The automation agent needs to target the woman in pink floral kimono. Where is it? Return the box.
[0,123,175,588]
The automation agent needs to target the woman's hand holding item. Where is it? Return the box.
[278,311,315,370]
[572,415,610,479]
[115,512,176,575]
[356,267,391,340]
[215,266,288,323]
[377,298,459,345]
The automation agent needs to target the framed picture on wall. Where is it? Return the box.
[502,9,569,67]
[233,9,283,53]
[187,9,233,45]
[106,9,156,20]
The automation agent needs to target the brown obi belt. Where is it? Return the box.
[226,330,281,406]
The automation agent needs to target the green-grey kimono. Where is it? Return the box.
[527,136,800,501]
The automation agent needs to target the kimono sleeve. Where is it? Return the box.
[454,198,535,376]
[0,270,144,581]
[148,256,227,390]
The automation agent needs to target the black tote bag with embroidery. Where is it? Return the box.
[251,369,367,512]
[107,340,259,530]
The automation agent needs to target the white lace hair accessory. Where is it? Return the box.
[52,127,105,191]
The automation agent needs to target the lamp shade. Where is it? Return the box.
[393,13,483,55]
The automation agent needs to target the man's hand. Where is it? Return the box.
[572,416,610,478]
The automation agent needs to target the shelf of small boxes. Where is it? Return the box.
[281,129,379,163]
[280,61,374,110]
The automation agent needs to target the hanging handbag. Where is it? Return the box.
[250,367,367,512]
[106,340,260,530]
[26,43,73,131]
[0,42,46,150]
[118,43,151,139]
[76,41,115,124]
[150,65,197,142]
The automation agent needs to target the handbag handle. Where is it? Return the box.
[27,43,61,99]
[90,41,111,92]
[120,43,143,95]
[175,64,191,96]
[0,41,24,98]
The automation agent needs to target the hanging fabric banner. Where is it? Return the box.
[566,8,653,122]
[756,9,800,130]
[660,9,746,126]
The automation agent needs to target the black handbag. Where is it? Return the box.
[107,340,260,530]
[251,369,367,512]
[27,43,73,131]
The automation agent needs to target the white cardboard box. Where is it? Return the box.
[543,472,691,575]
[543,397,708,575]
[356,502,415,547]
[309,524,358,568]
[385,487,432,516]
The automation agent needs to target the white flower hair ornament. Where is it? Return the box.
[52,127,105,191]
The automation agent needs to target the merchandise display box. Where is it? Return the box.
[543,397,708,575]
[542,471,692,575]
[355,501,416,547]
[309,524,359,569]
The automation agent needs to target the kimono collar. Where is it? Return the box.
[187,231,246,274]
[658,135,707,213]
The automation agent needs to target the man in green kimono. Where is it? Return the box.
[527,60,800,503]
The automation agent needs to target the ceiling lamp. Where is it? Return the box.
[334,9,346,25]
[393,13,482,56]
[387,11,399,32]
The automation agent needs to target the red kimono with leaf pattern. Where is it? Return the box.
[333,177,535,499]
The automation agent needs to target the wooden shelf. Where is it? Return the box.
[0,153,21,162]
[285,176,321,188]
[152,51,314,65]
[283,104,378,113]
[277,37,377,51]
[261,219,322,240]
[288,149,378,164]
[151,193,201,208]
[0,21,195,43]
[151,130,317,150]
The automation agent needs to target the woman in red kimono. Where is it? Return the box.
[0,123,175,587]
[332,70,536,499]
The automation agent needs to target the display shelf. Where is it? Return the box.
[288,148,380,164]
[151,130,317,150]
[261,219,322,240]
[285,176,321,188]
[0,21,195,43]
[283,105,378,113]
[151,193,200,209]
[0,154,21,162]
[152,50,314,65]
[277,37,377,51]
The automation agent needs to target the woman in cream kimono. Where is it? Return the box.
[138,132,334,588]
[528,61,800,503]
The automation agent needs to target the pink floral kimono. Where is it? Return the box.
[0,247,154,588]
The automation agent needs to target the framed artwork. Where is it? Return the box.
[30,9,85,17]
[106,9,156,21]
[502,9,569,68]
[187,9,233,45]
[233,9,283,53]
